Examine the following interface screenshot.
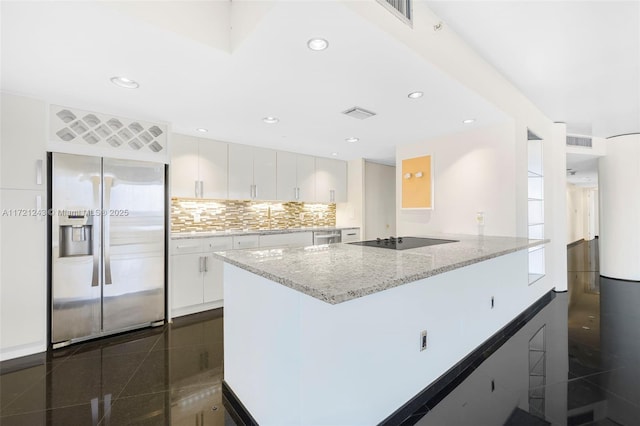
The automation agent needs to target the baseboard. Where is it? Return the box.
[567,239,585,248]
[171,300,223,318]
[0,341,46,362]
[222,380,259,426]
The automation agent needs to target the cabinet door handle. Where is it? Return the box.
[36,159,43,185]
[199,181,204,198]
[204,256,208,272]
[195,180,200,198]
[198,256,203,273]
[176,244,199,250]
[293,187,297,200]
[347,233,356,236]
[36,195,42,222]
[330,189,335,202]
[254,184,258,199]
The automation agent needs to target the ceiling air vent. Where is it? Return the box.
[376,0,412,25]
[342,106,377,120]
[567,135,592,148]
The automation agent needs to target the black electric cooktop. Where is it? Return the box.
[349,237,458,250]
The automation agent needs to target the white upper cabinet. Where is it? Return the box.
[253,147,277,200]
[172,134,345,203]
[315,157,347,203]
[228,144,276,200]
[171,134,228,199]
[1,94,47,190]
[276,151,297,201]
[276,152,316,202]
[171,134,199,198]
[199,140,228,199]
[228,144,254,199]
[296,154,316,202]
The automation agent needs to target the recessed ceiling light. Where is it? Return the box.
[345,137,359,143]
[263,117,279,124]
[307,38,329,51]
[331,152,338,157]
[463,119,475,124]
[408,91,423,99]
[110,76,139,89]
[196,128,208,133]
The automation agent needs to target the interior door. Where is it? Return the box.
[101,158,165,333]
[51,153,102,344]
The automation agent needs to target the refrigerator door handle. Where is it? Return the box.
[92,177,101,287]
[104,176,113,285]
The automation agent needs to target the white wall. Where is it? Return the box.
[396,122,517,237]
[364,161,395,239]
[346,0,567,294]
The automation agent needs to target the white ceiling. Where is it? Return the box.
[5,1,634,171]
[426,0,640,139]
[0,0,510,165]
[427,0,639,190]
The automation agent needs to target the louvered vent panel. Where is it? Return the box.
[377,0,412,24]
[50,105,167,156]
[567,135,592,148]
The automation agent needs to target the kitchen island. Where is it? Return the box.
[214,235,549,425]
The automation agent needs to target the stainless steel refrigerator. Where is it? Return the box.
[50,152,166,348]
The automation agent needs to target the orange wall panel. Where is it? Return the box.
[401,155,432,209]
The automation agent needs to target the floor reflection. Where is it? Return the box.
[1,239,639,425]
[0,310,234,426]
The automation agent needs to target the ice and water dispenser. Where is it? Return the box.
[59,214,93,257]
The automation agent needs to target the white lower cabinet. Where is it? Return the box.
[341,229,361,243]
[203,254,224,303]
[171,253,204,310]
[170,230,358,319]
[170,237,232,318]
[259,232,313,248]
[233,234,259,249]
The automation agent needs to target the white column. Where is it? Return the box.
[548,122,568,291]
[599,134,640,280]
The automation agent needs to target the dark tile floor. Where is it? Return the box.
[1,239,638,425]
[415,238,640,426]
[0,310,234,426]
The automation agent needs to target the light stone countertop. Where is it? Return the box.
[171,227,358,239]
[212,234,548,305]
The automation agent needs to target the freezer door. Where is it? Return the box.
[51,153,102,344]
[102,158,165,332]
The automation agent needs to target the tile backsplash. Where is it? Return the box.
[171,198,336,233]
